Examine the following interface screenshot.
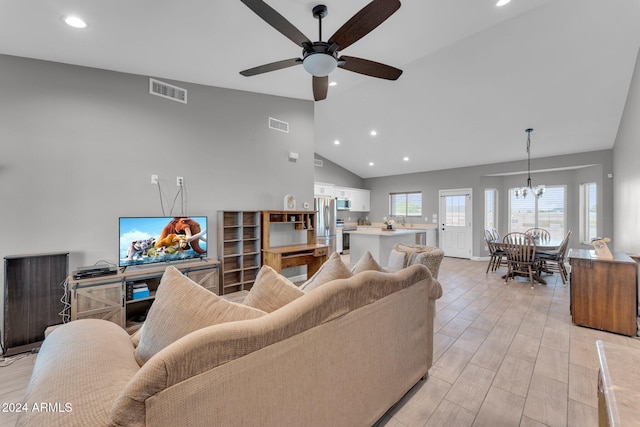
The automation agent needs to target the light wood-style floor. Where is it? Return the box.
[377,256,640,427]
[1,257,638,427]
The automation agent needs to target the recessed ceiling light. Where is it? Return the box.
[403,157,409,161]
[64,16,87,28]
[370,130,377,136]
[369,162,374,166]
[334,139,340,145]
[329,81,337,87]
[496,0,511,6]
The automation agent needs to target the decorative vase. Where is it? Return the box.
[386,224,393,230]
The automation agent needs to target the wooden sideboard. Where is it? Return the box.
[568,249,638,336]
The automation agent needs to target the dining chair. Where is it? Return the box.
[502,232,538,289]
[536,230,572,285]
[491,228,500,240]
[484,229,505,274]
[525,227,551,242]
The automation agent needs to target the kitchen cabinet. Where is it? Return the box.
[349,188,370,212]
[334,187,352,199]
[320,184,370,212]
[314,182,335,197]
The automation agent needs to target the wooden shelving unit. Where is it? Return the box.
[217,211,261,295]
[261,210,316,248]
[260,210,328,280]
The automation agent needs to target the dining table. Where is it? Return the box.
[492,237,563,285]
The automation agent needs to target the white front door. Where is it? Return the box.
[439,188,473,259]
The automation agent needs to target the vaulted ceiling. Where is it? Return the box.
[2,0,639,178]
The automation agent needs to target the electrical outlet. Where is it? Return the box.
[151,174,158,184]
[303,202,310,209]
[176,176,184,187]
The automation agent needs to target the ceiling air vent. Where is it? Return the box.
[149,78,187,104]
[314,159,324,167]
[269,117,289,133]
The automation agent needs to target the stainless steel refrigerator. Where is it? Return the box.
[314,197,336,255]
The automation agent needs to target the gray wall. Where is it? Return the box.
[364,150,613,258]
[614,47,640,254]
[313,153,364,188]
[0,54,315,335]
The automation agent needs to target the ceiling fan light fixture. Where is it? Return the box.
[302,52,337,77]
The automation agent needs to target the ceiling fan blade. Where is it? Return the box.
[328,0,400,51]
[338,56,402,80]
[240,0,311,47]
[313,76,328,101]
[240,58,301,77]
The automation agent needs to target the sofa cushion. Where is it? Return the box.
[300,252,353,292]
[134,266,266,366]
[394,243,427,266]
[243,265,304,312]
[387,249,407,271]
[351,251,384,274]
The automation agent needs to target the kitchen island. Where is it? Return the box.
[349,228,427,266]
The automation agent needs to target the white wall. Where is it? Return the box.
[0,54,315,339]
[614,47,640,254]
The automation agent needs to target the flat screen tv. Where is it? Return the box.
[119,217,207,268]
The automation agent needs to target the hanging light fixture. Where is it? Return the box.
[514,128,545,199]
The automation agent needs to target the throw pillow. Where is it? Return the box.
[394,243,427,266]
[387,249,407,271]
[351,251,384,274]
[300,252,353,292]
[243,266,304,313]
[134,266,266,366]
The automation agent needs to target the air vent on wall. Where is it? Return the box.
[149,78,187,104]
[314,159,324,167]
[269,117,289,133]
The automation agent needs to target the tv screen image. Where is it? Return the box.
[119,217,207,268]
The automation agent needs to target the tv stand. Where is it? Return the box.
[69,259,219,333]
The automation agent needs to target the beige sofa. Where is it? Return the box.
[18,262,442,427]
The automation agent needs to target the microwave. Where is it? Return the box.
[336,198,351,211]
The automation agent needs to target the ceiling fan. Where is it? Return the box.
[239,0,403,101]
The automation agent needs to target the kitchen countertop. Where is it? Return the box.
[348,228,426,236]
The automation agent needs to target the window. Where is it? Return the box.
[390,191,422,217]
[444,195,466,226]
[508,185,566,240]
[579,182,597,244]
[484,189,498,230]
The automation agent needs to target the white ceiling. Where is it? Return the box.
[2,0,639,178]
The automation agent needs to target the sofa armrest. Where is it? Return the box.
[17,320,140,427]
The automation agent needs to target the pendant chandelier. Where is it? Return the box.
[514,128,545,199]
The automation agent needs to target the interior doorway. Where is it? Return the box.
[439,188,473,259]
